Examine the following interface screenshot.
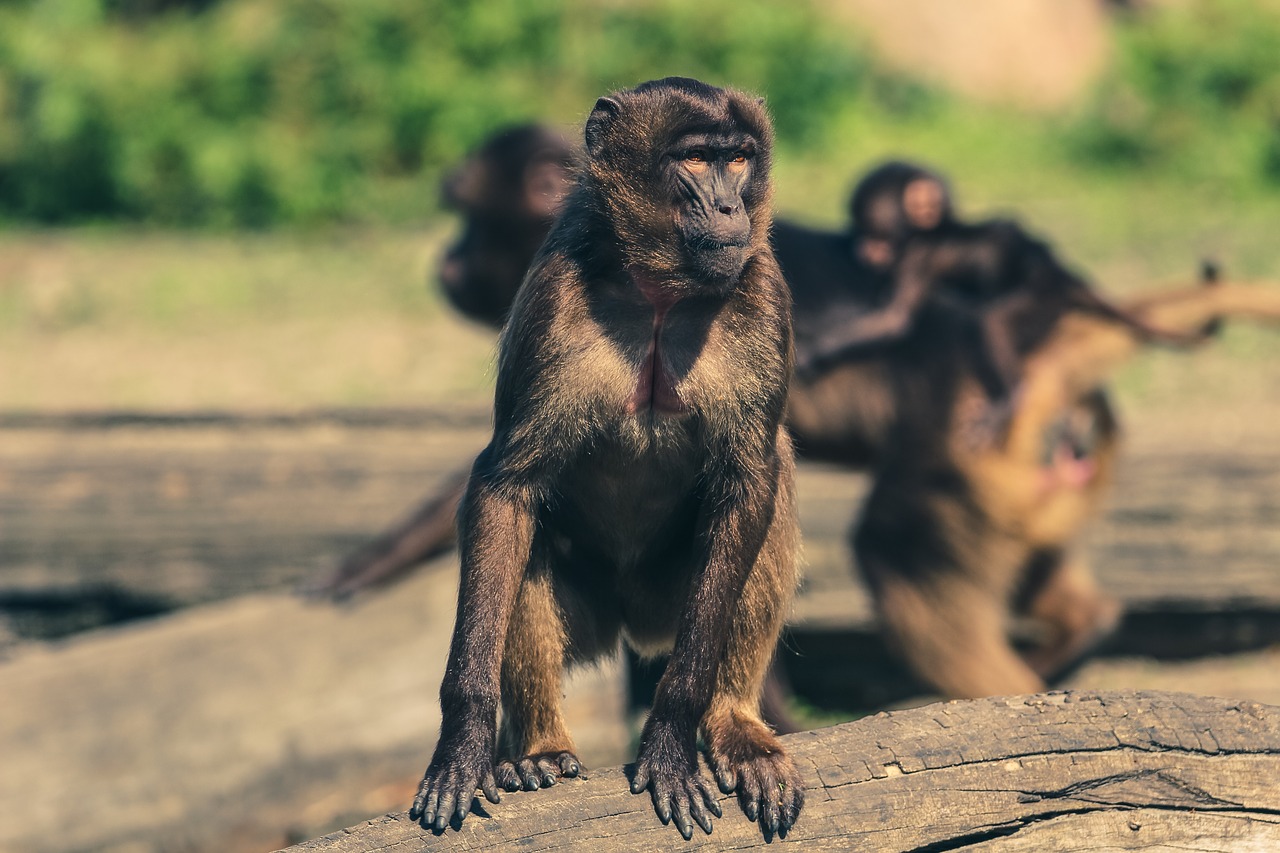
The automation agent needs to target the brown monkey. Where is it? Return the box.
[855,269,1280,698]
[798,162,1206,410]
[304,127,574,599]
[438,124,575,328]
[409,79,803,839]
[312,151,904,597]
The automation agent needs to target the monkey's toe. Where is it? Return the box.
[705,718,805,836]
[496,750,582,792]
[641,768,720,839]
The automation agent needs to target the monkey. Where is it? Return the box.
[847,160,953,271]
[438,124,575,329]
[303,126,574,600]
[318,138,1254,710]
[797,161,1208,416]
[854,267,1280,699]
[408,79,804,840]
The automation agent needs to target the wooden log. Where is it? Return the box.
[0,561,629,853]
[287,690,1280,852]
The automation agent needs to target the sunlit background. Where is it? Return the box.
[2,1,1278,851]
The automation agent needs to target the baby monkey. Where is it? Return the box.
[800,161,1205,415]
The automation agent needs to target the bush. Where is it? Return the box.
[1067,0,1280,186]
[0,0,931,226]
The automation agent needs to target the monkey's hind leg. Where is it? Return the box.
[494,567,583,792]
[702,477,804,836]
[870,569,1045,699]
[1017,549,1121,684]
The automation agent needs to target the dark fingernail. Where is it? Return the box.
[745,802,758,821]
[709,799,723,818]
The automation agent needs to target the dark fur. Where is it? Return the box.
[408,79,803,840]
[799,162,1206,404]
[317,142,1139,706]
[439,124,575,328]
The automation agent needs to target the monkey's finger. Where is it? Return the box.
[780,781,804,830]
[738,770,763,822]
[434,785,458,832]
[648,780,673,825]
[630,765,651,795]
[713,763,737,794]
[697,776,723,819]
[412,779,438,823]
[495,761,520,792]
[670,786,694,841]
[536,757,561,787]
[757,766,781,834]
[686,784,714,835]
[517,759,542,790]
[557,753,581,777]
[481,772,501,805]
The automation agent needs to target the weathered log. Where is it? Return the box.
[0,561,629,853]
[288,690,1280,852]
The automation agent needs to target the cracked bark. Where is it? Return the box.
[286,690,1280,851]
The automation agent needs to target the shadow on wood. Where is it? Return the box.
[781,601,1280,713]
[287,690,1280,851]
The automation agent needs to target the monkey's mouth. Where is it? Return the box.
[684,232,751,252]
[1040,438,1098,490]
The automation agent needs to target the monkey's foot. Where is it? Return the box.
[1028,594,1124,685]
[705,712,804,837]
[629,727,722,840]
[495,750,582,791]
[410,738,500,832]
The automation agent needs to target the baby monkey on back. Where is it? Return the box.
[800,161,1206,410]
[410,78,803,840]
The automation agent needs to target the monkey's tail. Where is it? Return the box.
[299,469,468,602]
[1033,280,1280,402]
[997,279,1280,468]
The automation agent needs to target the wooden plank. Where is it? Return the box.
[285,690,1280,852]
[4,421,1279,643]
[0,561,630,853]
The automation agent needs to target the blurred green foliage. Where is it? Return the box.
[0,0,937,227]
[1067,0,1280,184]
[5,0,1280,228]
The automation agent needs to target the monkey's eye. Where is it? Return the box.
[731,152,748,164]
[684,150,707,164]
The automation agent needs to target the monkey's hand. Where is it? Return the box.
[705,714,805,837]
[629,721,723,839]
[410,720,500,832]
[495,750,582,791]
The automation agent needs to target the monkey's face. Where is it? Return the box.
[437,126,574,325]
[583,77,774,289]
[663,131,758,283]
[849,160,952,268]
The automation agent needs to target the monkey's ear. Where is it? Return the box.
[585,96,621,156]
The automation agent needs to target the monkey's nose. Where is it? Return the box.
[718,204,737,216]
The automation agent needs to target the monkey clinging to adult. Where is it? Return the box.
[798,161,1206,410]
[409,78,804,840]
